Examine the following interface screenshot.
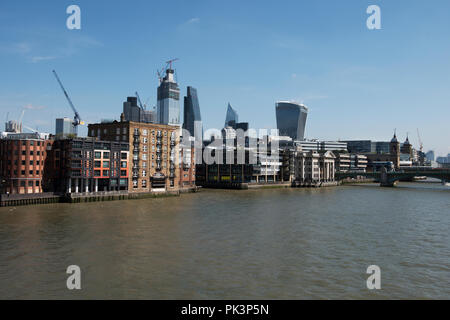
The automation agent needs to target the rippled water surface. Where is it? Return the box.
[0,182,449,299]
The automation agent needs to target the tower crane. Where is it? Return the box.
[23,124,38,133]
[135,91,146,110]
[166,58,179,70]
[156,58,179,83]
[18,109,25,125]
[417,129,423,153]
[52,70,84,130]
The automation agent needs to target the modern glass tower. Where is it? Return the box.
[183,86,202,137]
[275,101,308,141]
[225,103,238,127]
[157,69,180,125]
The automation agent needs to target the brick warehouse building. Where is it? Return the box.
[0,132,53,194]
[88,121,195,193]
[46,137,129,193]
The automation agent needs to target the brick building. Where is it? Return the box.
[46,137,129,193]
[0,132,53,194]
[88,121,195,192]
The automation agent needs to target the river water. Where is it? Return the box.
[0,182,449,299]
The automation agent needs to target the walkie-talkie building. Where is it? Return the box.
[157,69,180,125]
[275,101,308,141]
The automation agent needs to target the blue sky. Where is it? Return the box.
[0,0,449,156]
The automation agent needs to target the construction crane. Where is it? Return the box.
[417,129,423,153]
[157,58,179,83]
[18,109,25,125]
[52,70,84,129]
[23,124,38,133]
[135,91,146,110]
[166,58,179,70]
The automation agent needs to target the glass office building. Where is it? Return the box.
[157,69,180,125]
[183,86,202,137]
[225,103,239,127]
[55,117,76,136]
[275,101,308,141]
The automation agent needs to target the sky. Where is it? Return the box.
[0,0,449,157]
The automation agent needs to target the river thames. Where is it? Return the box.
[0,182,449,299]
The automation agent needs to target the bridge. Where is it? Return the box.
[336,168,450,187]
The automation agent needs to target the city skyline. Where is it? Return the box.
[0,1,449,156]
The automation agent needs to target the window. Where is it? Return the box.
[29,170,33,175]
[142,170,147,177]
[142,180,147,187]
[142,154,147,161]
[143,137,148,144]
[103,170,109,176]
[22,151,26,155]
[36,170,40,175]
[120,170,127,176]
[95,161,101,167]
[28,181,33,187]
[36,181,40,186]
[94,170,101,176]
[121,152,127,160]
[116,128,120,134]
[37,141,40,146]
[95,152,101,159]
[36,161,40,165]
[30,150,34,155]
[143,129,148,136]
[103,152,110,158]
[122,127,127,134]
[37,151,40,156]
[20,181,25,187]
[29,161,33,165]
[21,160,25,165]
[103,161,109,168]
[121,161,127,168]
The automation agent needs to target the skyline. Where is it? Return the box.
[0,0,449,156]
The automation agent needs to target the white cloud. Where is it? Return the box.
[30,56,56,63]
[0,42,31,55]
[24,104,46,110]
[187,17,200,24]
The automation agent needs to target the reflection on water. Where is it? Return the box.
[0,182,449,299]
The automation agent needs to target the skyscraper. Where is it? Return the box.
[123,97,141,122]
[425,150,435,162]
[157,68,180,125]
[275,101,308,141]
[183,86,202,137]
[55,117,76,137]
[225,103,238,127]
